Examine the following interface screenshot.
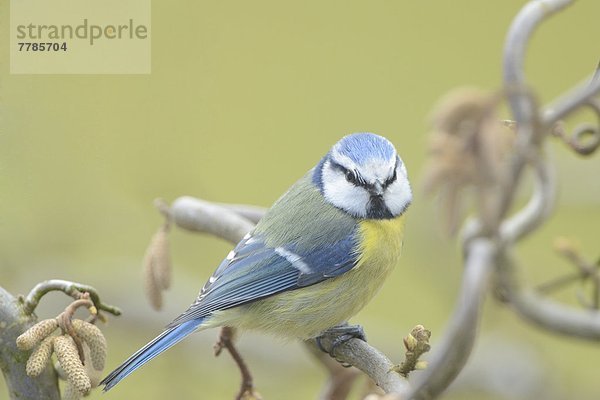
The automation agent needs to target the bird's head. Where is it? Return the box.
[313,133,412,219]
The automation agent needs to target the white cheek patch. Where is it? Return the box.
[321,162,370,218]
[384,170,412,216]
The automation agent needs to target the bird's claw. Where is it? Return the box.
[315,324,366,367]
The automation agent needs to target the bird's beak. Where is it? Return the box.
[369,181,384,197]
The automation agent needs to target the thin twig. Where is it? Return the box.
[551,102,600,157]
[214,327,260,400]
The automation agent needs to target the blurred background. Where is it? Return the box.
[2,1,600,399]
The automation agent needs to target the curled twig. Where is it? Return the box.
[56,296,96,364]
[551,99,600,156]
[22,279,121,317]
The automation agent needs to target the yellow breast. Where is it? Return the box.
[355,214,406,272]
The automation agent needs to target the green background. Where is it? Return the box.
[2,1,600,399]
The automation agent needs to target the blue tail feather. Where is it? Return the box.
[100,319,204,392]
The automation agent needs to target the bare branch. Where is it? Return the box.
[170,196,257,243]
[498,0,578,230]
[500,150,555,244]
[503,0,572,124]
[406,239,496,399]
[216,203,267,225]
[504,0,600,134]
[543,77,600,128]
[305,336,410,396]
[22,279,121,317]
[490,0,600,343]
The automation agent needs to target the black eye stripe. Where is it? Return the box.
[329,158,398,189]
[328,159,347,173]
[329,160,363,186]
[384,169,397,188]
[382,157,401,188]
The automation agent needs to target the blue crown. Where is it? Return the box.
[333,133,395,166]
[313,133,396,190]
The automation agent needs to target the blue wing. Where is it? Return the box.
[167,229,358,327]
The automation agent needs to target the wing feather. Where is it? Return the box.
[167,229,358,328]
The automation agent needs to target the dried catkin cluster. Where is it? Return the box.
[143,223,172,310]
[16,318,107,399]
[423,88,515,234]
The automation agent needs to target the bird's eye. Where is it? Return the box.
[345,170,358,184]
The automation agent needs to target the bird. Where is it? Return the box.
[101,132,412,391]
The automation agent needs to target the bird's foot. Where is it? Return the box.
[315,323,367,367]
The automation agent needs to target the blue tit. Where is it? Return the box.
[101,132,412,391]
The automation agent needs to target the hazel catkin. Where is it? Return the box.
[54,335,91,395]
[72,319,107,371]
[151,227,172,290]
[25,335,54,377]
[143,247,163,310]
[16,318,58,350]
